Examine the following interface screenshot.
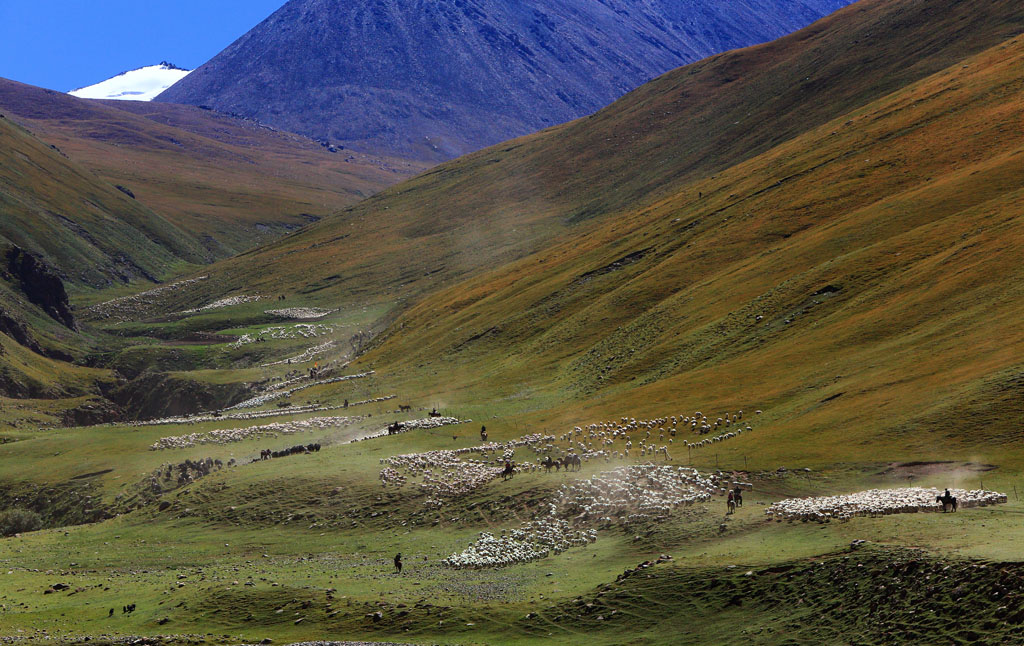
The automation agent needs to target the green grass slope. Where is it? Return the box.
[0,79,426,260]
[151,0,1024,317]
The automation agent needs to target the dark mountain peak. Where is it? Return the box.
[157,0,851,161]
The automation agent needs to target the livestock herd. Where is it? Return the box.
[378,411,756,508]
[139,385,1009,575]
[228,323,335,350]
[136,395,395,427]
[264,307,336,319]
[86,275,210,321]
[177,294,262,315]
[444,464,729,569]
[150,415,365,450]
[224,370,375,410]
[372,412,1009,570]
[258,442,321,460]
[766,487,1008,522]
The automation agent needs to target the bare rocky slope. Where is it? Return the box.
[156,0,851,161]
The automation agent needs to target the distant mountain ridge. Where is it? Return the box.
[156,0,852,161]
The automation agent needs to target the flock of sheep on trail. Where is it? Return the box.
[375,411,1008,570]
[138,374,1009,572]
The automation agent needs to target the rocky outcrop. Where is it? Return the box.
[0,305,74,363]
[107,372,255,421]
[60,398,125,427]
[2,245,76,329]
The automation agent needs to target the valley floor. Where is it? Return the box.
[0,312,1021,645]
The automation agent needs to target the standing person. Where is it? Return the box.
[394,553,402,574]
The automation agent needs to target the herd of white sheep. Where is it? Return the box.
[87,275,210,321]
[443,518,597,569]
[228,323,335,350]
[177,294,263,315]
[443,464,724,569]
[264,307,336,319]
[540,411,755,463]
[379,433,557,505]
[137,395,396,427]
[260,340,338,367]
[149,414,365,450]
[377,410,756,509]
[225,371,374,410]
[766,487,1008,522]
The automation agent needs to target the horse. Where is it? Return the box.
[398,404,412,413]
[429,408,442,418]
[733,488,743,508]
[542,456,554,473]
[501,461,516,481]
[564,454,582,472]
[387,421,405,435]
[936,494,958,512]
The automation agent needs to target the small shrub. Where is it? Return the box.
[0,508,43,536]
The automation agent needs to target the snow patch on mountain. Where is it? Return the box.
[70,62,191,101]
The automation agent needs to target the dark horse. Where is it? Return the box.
[429,408,442,418]
[937,492,958,512]
[387,421,405,435]
[501,460,516,480]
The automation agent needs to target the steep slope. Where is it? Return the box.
[69,62,190,101]
[156,0,851,160]
[360,29,1024,461]
[152,0,1024,319]
[0,113,203,287]
[0,79,425,258]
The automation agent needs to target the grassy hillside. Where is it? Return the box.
[140,0,1024,316]
[0,114,204,288]
[0,79,426,261]
[360,29,1024,465]
[0,0,1022,643]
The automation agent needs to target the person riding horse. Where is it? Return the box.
[937,488,958,512]
[480,425,487,442]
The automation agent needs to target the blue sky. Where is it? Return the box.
[0,0,286,92]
